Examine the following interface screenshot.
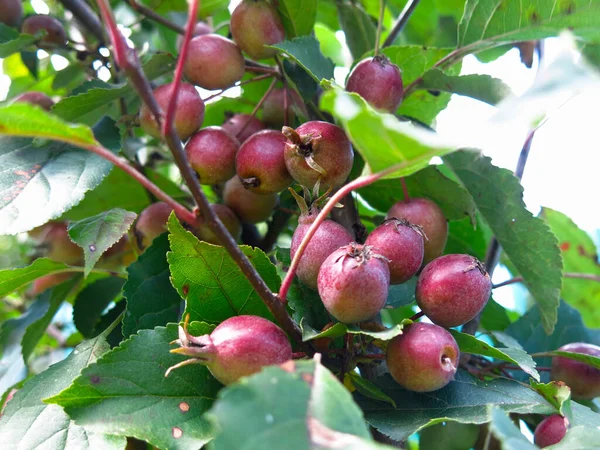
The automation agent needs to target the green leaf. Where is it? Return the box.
[0,335,126,450]
[301,319,408,342]
[480,298,513,331]
[0,297,55,394]
[271,36,335,83]
[67,208,137,277]
[0,117,119,234]
[386,278,417,308]
[489,407,537,450]
[22,276,80,362]
[358,165,476,222]
[356,371,555,441]
[336,2,376,60]
[0,24,38,59]
[320,88,455,178]
[419,421,480,450]
[347,372,397,408]
[530,380,572,419]
[445,150,563,334]
[167,215,277,324]
[123,233,182,337]
[450,330,539,381]
[380,46,461,125]
[0,103,97,146]
[45,324,220,450]
[52,54,176,124]
[547,350,600,370]
[73,277,126,338]
[446,214,491,261]
[277,0,317,38]
[314,23,346,66]
[550,426,600,449]
[541,207,600,328]
[458,0,600,50]
[0,258,72,297]
[421,70,512,105]
[206,357,372,450]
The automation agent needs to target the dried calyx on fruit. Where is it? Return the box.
[165,315,292,385]
[346,55,403,113]
[387,197,448,264]
[283,121,354,192]
[318,243,390,324]
[236,129,292,194]
[289,187,353,290]
[551,342,600,400]
[416,254,492,327]
[365,218,425,284]
[386,322,459,392]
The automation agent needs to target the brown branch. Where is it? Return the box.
[58,0,106,43]
[235,77,278,140]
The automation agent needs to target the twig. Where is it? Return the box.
[58,0,106,43]
[202,73,274,103]
[374,0,385,55]
[382,0,420,48]
[95,0,307,350]
[127,0,185,33]
[278,153,440,301]
[235,77,277,140]
[409,311,424,321]
[494,273,600,289]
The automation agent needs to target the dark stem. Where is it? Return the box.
[383,0,421,48]
[58,0,106,43]
[127,0,185,33]
[96,0,308,352]
[235,77,277,140]
[241,223,262,248]
[260,209,292,253]
[409,311,424,321]
[202,73,273,103]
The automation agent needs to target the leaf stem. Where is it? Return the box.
[409,311,424,321]
[382,0,420,48]
[127,0,185,33]
[235,77,278,140]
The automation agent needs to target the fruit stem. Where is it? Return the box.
[162,0,199,138]
[96,0,309,352]
[494,273,600,289]
[292,352,307,359]
[409,311,424,321]
[278,155,433,301]
[235,77,278,140]
[127,0,185,33]
[382,0,420,47]
[374,0,385,56]
[400,177,410,202]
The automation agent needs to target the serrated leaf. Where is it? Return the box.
[0,335,125,450]
[45,324,220,450]
[52,54,176,123]
[347,372,396,408]
[421,69,512,105]
[458,0,600,50]
[0,258,72,297]
[445,150,563,334]
[22,276,80,362]
[480,298,513,331]
[301,319,408,342]
[0,24,38,58]
[0,103,97,147]
[271,36,335,83]
[358,165,476,223]
[541,207,600,328]
[206,357,372,450]
[67,208,137,277]
[73,277,126,337]
[277,0,317,38]
[356,371,555,441]
[320,88,456,178]
[450,330,539,381]
[123,233,182,337]
[381,46,461,125]
[336,2,376,60]
[550,426,600,449]
[530,380,572,419]
[489,407,538,450]
[167,215,277,324]
[0,117,119,234]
